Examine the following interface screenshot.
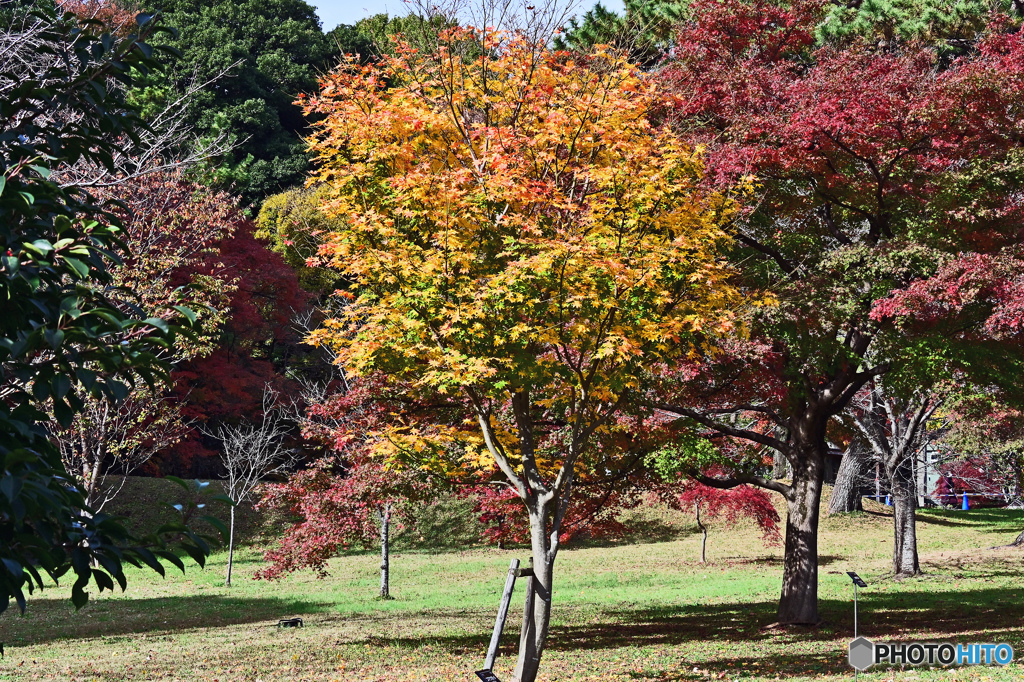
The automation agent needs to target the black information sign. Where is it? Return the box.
[847,571,868,588]
[475,670,501,682]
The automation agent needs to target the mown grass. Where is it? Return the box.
[0,492,1022,681]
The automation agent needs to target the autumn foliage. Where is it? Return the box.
[152,223,309,477]
[671,481,780,541]
[52,170,241,507]
[304,34,744,391]
[298,24,751,680]
[255,375,445,591]
[256,454,431,580]
[470,482,634,548]
[649,0,1024,623]
[63,0,138,35]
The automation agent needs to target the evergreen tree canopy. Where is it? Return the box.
[555,0,689,67]
[818,0,1023,51]
[352,12,462,57]
[0,2,219,614]
[145,0,341,205]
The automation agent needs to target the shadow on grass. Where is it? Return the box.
[916,509,1024,529]
[575,522,692,549]
[6,581,1023,679]
[729,554,842,568]
[0,594,326,646]
[358,585,1024,678]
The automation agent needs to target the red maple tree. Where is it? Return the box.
[469,479,635,549]
[653,0,1024,624]
[667,479,781,563]
[150,223,310,477]
[255,376,446,597]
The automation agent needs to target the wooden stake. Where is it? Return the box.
[517,561,535,656]
[484,559,520,671]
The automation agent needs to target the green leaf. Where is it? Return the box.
[0,476,22,504]
[155,550,185,574]
[44,328,65,350]
[200,514,230,541]
[181,543,207,568]
[25,239,54,256]
[171,305,198,324]
[32,380,50,401]
[142,317,169,333]
[53,374,71,400]
[92,569,115,592]
[132,548,165,578]
[108,380,130,402]
[60,296,82,319]
[52,397,73,427]
[165,475,188,492]
[71,579,90,610]
[62,256,90,278]
[75,367,97,390]
[1,558,22,577]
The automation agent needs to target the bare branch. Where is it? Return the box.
[209,384,298,506]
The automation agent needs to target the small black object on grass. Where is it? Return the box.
[475,670,500,681]
[278,618,304,628]
[847,572,868,588]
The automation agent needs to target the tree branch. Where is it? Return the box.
[653,403,790,453]
[695,473,794,499]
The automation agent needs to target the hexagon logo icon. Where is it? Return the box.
[849,637,874,671]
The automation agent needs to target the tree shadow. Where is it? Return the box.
[0,594,325,647]
[916,509,1024,529]
[574,521,692,549]
[5,580,1022,680]
[730,554,842,567]
[357,584,1024,678]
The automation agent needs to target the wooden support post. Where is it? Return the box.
[483,559,520,671]
[517,559,535,655]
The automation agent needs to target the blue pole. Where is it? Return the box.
[962,494,969,511]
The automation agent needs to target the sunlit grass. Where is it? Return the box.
[0,493,1022,681]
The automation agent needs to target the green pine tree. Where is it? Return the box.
[817,0,1023,52]
[555,0,689,68]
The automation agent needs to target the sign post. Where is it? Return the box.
[847,572,868,680]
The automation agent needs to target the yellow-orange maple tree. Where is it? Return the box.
[303,28,748,682]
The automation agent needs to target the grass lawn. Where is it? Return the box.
[0,495,1022,681]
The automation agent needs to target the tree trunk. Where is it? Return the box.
[778,458,823,625]
[917,447,928,507]
[695,500,708,563]
[773,449,790,480]
[225,505,236,586]
[512,500,556,682]
[875,461,881,503]
[1010,453,1024,508]
[828,444,865,514]
[889,460,920,577]
[379,505,392,600]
